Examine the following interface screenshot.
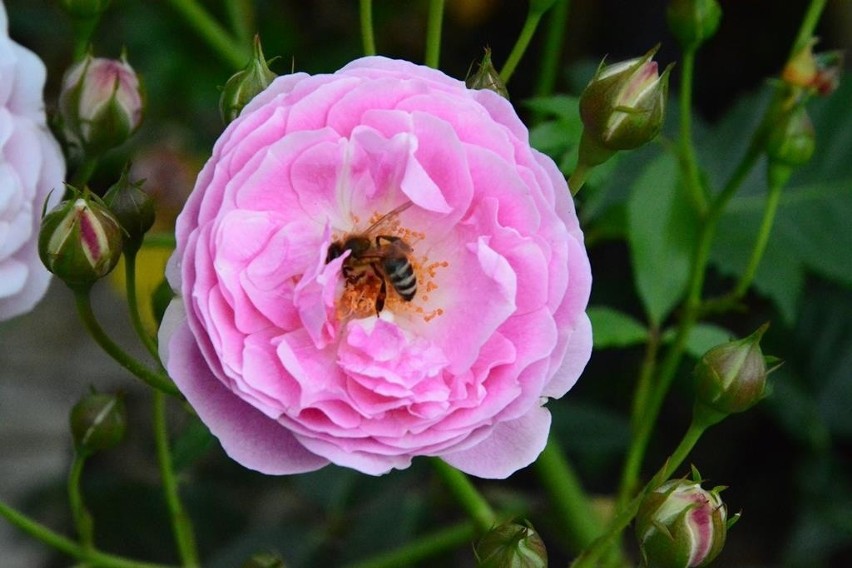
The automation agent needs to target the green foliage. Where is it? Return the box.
[627,153,700,327]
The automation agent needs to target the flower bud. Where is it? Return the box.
[782,39,844,97]
[59,53,144,156]
[103,165,155,254]
[70,391,126,456]
[474,520,548,568]
[59,0,111,18]
[766,103,815,169]
[694,324,778,418]
[636,475,730,568]
[666,0,722,49]
[39,187,124,291]
[579,46,672,166]
[466,48,508,99]
[220,35,277,124]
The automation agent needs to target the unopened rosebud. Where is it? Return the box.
[579,46,672,166]
[666,0,722,49]
[636,474,732,568]
[694,324,779,418]
[70,391,126,456]
[474,520,547,568]
[39,187,124,291]
[240,553,286,568]
[59,53,144,156]
[103,165,155,254]
[766,103,815,169]
[59,0,111,18]
[220,35,277,124]
[782,39,844,97]
[466,48,508,99]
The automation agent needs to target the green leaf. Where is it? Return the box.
[588,306,647,348]
[627,152,700,326]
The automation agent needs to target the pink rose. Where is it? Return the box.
[160,56,592,478]
[0,3,65,321]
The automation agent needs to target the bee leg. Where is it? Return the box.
[374,265,387,315]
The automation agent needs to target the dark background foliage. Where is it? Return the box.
[2,0,851,566]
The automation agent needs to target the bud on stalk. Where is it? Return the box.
[636,472,733,568]
[59,53,144,156]
[466,48,509,99]
[39,187,124,291]
[666,0,722,49]
[694,324,779,419]
[103,165,155,254]
[782,39,844,97]
[220,35,277,124]
[70,391,126,456]
[578,46,672,167]
[474,520,548,568]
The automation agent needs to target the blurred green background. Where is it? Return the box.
[2,0,851,566]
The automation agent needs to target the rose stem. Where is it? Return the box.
[359,0,377,56]
[0,497,176,568]
[73,289,180,396]
[343,520,477,568]
[164,0,249,70]
[424,0,445,68]
[431,460,497,532]
[153,391,200,567]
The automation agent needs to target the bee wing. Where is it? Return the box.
[362,201,413,236]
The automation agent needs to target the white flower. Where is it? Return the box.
[0,2,65,321]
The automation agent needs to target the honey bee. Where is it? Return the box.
[326,202,417,315]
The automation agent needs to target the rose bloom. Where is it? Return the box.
[160,56,592,478]
[0,3,65,321]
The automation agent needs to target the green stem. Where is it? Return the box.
[143,232,178,249]
[0,497,176,568]
[534,437,603,553]
[568,162,591,195]
[68,454,94,550]
[534,0,570,99]
[424,0,445,68]
[343,521,477,568]
[431,460,497,532]
[678,47,708,215]
[731,178,783,298]
[359,0,376,56]
[164,0,249,70]
[71,157,99,189]
[124,251,160,361]
[789,0,828,59]
[154,392,200,567]
[71,17,99,61]
[499,8,544,85]
[73,288,180,397]
[223,0,254,46]
[628,329,660,434]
